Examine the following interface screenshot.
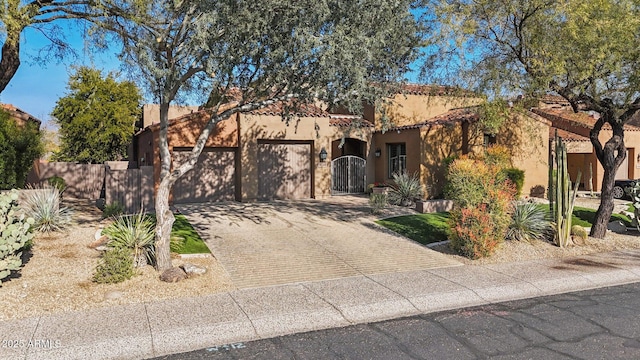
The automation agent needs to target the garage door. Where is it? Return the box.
[258,142,311,200]
[173,149,235,203]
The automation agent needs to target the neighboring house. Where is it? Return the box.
[532,96,640,192]
[366,85,550,198]
[1,103,41,130]
[133,84,553,204]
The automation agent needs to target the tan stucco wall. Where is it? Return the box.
[419,123,467,198]
[239,113,371,201]
[141,104,200,128]
[579,129,640,190]
[368,94,483,130]
[498,112,550,198]
[372,128,422,185]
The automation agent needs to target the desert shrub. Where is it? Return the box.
[388,172,423,206]
[445,157,516,258]
[102,202,125,218]
[0,190,36,282]
[20,185,73,233]
[92,247,135,284]
[102,211,155,267]
[46,176,66,194]
[483,145,511,169]
[449,205,501,259]
[507,202,551,242]
[369,193,388,214]
[501,168,525,197]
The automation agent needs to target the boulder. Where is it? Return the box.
[89,235,109,249]
[160,267,187,283]
[181,263,207,277]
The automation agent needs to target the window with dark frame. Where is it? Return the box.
[483,133,497,148]
[387,143,406,178]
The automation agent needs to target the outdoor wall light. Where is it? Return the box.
[375,149,381,157]
[319,148,328,162]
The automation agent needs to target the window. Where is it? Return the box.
[388,143,406,178]
[483,133,497,148]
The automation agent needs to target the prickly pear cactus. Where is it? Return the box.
[0,190,35,282]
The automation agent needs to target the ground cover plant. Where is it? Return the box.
[376,212,450,245]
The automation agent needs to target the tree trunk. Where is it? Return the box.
[590,167,616,237]
[0,38,20,94]
[154,176,175,271]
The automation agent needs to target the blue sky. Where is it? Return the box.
[0,24,120,128]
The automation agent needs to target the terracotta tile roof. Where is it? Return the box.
[533,108,640,132]
[329,115,373,128]
[377,107,479,132]
[249,101,328,117]
[398,84,477,97]
[538,94,571,106]
[551,127,590,142]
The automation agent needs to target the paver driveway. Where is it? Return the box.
[177,196,462,288]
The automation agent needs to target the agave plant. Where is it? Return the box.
[20,185,73,233]
[507,202,551,242]
[388,172,423,207]
[102,210,155,268]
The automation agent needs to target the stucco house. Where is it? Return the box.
[1,103,41,130]
[133,84,553,204]
[532,96,640,193]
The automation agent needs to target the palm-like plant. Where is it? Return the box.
[507,202,551,242]
[388,172,423,206]
[102,210,155,268]
[21,185,73,233]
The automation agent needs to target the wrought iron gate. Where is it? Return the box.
[331,155,366,195]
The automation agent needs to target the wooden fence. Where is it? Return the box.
[105,166,154,213]
[26,160,154,214]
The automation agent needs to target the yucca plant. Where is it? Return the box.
[507,202,552,242]
[21,185,73,233]
[388,172,423,207]
[102,210,155,268]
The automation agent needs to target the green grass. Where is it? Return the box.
[171,214,210,254]
[147,213,210,254]
[376,212,450,245]
[377,205,634,245]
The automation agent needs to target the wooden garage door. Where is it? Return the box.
[258,143,311,200]
[173,149,235,203]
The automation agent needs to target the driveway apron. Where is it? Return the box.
[177,197,461,288]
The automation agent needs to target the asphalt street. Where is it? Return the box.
[152,282,640,360]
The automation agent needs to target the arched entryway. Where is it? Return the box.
[331,138,367,194]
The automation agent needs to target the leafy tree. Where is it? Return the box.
[0,1,100,94]
[424,0,640,238]
[0,109,43,189]
[52,66,142,163]
[93,0,423,271]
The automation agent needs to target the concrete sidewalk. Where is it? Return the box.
[1,249,639,360]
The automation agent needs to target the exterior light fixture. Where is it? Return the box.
[375,149,381,157]
[319,148,328,162]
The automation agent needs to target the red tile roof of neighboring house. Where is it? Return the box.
[533,108,640,132]
[538,94,571,106]
[551,127,590,142]
[1,103,42,128]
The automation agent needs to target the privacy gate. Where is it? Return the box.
[331,155,366,195]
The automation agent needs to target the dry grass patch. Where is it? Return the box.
[0,199,234,321]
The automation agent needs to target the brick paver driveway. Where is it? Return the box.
[177,196,461,288]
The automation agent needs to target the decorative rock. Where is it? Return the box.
[160,267,187,283]
[89,235,110,249]
[104,291,123,300]
[181,263,207,277]
[95,245,110,252]
[607,220,627,233]
[94,228,103,241]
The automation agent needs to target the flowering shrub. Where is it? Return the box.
[450,205,500,259]
[445,155,516,259]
